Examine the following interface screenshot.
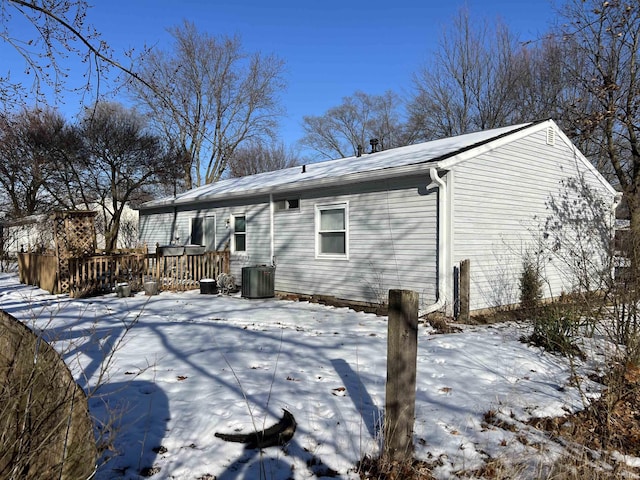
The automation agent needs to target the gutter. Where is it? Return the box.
[423,167,449,315]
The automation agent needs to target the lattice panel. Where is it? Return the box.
[53,211,97,293]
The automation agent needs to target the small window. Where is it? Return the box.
[316,203,348,258]
[233,215,246,252]
[191,218,203,245]
[274,198,300,212]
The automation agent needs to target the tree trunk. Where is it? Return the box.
[105,212,121,252]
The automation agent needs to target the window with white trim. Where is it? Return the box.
[233,214,246,252]
[315,203,348,258]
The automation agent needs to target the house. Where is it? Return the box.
[1,214,52,257]
[137,120,618,314]
[0,203,139,258]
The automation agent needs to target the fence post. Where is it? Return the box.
[155,247,161,285]
[384,289,419,463]
[459,259,470,323]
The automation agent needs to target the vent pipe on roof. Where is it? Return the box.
[301,165,306,173]
[369,138,379,154]
[356,145,363,157]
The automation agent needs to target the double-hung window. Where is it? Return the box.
[233,214,246,252]
[315,203,348,258]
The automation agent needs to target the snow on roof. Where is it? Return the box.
[0,213,49,227]
[142,122,533,209]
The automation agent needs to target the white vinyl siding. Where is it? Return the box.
[138,199,272,283]
[138,212,176,249]
[273,177,438,307]
[137,121,615,312]
[452,128,615,311]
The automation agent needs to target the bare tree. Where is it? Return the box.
[407,8,523,141]
[129,21,286,188]
[300,90,405,160]
[1,0,177,123]
[556,0,639,270]
[228,139,299,178]
[48,102,178,251]
[0,1,133,106]
[507,37,572,126]
[1,0,96,104]
[0,107,79,218]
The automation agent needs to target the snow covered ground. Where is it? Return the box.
[0,273,608,479]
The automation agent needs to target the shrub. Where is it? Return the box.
[526,299,585,359]
[519,255,543,314]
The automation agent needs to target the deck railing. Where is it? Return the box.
[147,251,230,292]
[68,252,147,298]
[18,249,230,298]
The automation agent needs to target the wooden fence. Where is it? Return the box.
[18,250,230,298]
[147,251,230,292]
[17,252,59,293]
[68,252,147,298]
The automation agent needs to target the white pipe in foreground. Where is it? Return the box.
[423,167,448,315]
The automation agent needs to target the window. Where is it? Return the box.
[274,198,300,212]
[233,214,246,252]
[191,216,216,249]
[204,216,216,251]
[316,203,348,258]
[191,218,203,245]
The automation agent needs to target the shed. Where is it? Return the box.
[138,120,618,314]
[1,213,52,257]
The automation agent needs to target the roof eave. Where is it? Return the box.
[139,160,444,210]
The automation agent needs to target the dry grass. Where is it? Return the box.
[357,455,436,480]
[358,321,640,479]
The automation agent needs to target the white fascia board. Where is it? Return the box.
[437,120,551,170]
[438,119,617,197]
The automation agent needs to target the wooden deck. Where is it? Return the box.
[18,249,230,298]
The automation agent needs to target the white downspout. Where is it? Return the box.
[423,167,448,315]
[269,194,275,265]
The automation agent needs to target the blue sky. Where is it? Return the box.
[3,0,558,156]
